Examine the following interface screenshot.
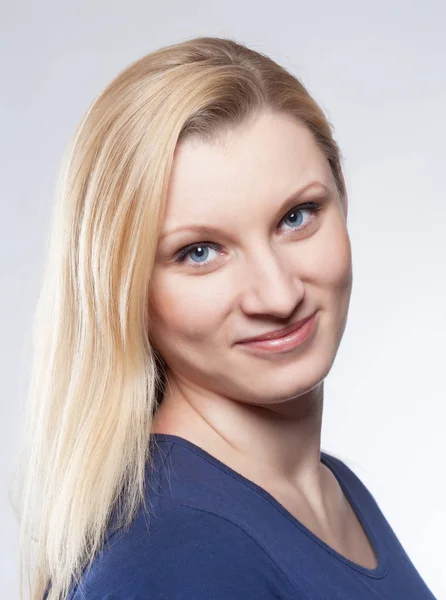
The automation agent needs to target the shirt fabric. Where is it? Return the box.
[66,433,437,599]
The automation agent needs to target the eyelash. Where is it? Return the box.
[173,201,323,267]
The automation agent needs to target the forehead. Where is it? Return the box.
[164,111,334,224]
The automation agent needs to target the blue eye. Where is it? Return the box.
[180,245,215,264]
[173,202,322,268]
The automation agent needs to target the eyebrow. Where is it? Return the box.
[160,180,329,242]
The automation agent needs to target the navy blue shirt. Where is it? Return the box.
[66,433,437,599]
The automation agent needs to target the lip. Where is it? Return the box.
[236,311,319,354]
[237,312,317,343]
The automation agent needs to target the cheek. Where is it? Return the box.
[310,221,352,291]
[149,272,227,346]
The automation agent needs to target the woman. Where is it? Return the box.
[13,36,437,599]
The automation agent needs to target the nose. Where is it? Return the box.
[238,245,305,318]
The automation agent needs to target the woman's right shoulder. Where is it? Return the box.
[68,504,299,599]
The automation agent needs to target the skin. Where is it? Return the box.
[149,109,377,568]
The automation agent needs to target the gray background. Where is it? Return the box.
[2,1,445,598]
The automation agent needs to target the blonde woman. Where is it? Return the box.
[13,36,437,599]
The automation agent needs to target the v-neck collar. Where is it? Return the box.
[150,433,388,579]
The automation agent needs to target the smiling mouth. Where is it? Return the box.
[237,312,316,343]
[236,311,319,354]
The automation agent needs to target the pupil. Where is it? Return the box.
[287,210,302,225]
[192,246,208,262]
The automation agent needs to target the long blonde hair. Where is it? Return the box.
[11,36,347,600]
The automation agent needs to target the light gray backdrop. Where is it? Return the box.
[1,1,445,598]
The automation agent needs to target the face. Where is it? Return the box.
[149,110,352,408]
